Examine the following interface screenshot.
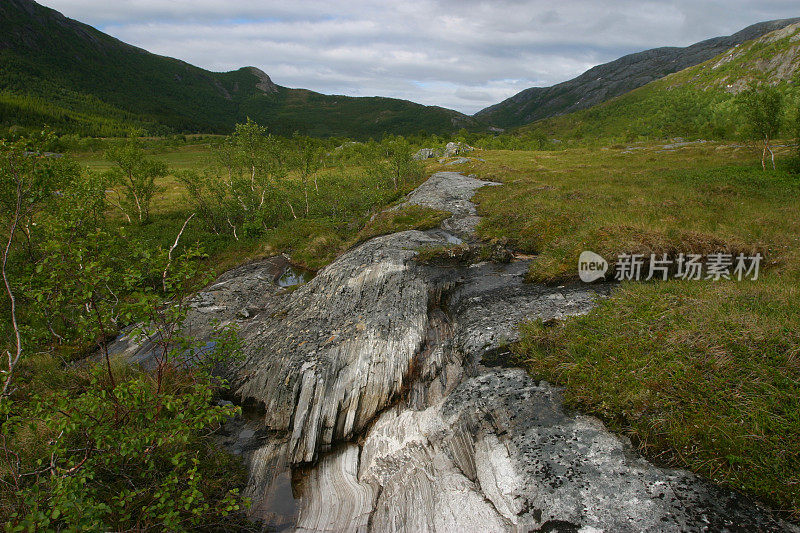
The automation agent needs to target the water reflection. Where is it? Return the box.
[277,265,314,287]
[444,232,463,244]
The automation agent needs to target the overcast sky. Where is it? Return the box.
[37,0,800,114]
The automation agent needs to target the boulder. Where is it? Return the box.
[443,141,473,158]
[412,148,437,160]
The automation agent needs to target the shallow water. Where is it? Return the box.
[425,228,464,245]
[277,265,314,287]
[444,232,463,244]
[258,470,300,531]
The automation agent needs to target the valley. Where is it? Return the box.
[1,1,799,530]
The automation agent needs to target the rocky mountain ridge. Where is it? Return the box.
[476,17,800,129]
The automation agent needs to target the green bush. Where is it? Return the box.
[3,368,247,530]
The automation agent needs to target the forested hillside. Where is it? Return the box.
[0,0,480,137]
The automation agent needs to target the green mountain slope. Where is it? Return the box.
[476,18,800,130]
[521,22,800,141]
[0,0,480,137]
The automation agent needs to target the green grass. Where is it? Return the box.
[471,144,800,281]
[71,142,214,172]
[354,205,451,243]
[469,144,800,516]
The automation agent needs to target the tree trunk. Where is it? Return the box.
[303,176,310,216]
[1,185,23,397]
[766,143,776,170]
[128,171,144,222]
[162,213,195,292]
[286,200,298,220]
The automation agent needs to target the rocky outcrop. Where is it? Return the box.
[246,67,280,94]
[701,22,800,93]
[231,230,448,464]
[413,148,438,160]
[115,171,795,531]
[443,141,473,158]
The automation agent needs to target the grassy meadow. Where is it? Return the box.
[66,140,447,273]
[454,142,800,516]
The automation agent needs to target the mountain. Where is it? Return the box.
[476,18,800,129]
[0,0,480,137]
[518,21,800,141]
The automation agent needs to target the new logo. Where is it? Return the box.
[578,251,608,282]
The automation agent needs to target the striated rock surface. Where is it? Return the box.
[230,229,446,463]
[116,171,796,531]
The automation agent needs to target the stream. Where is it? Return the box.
[113,172,795,532]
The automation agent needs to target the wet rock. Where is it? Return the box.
[449,261,613,366]
[399,171,499,238]
[109,171,796,531]
[295,445,376,532]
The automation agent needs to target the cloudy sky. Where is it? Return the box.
[37,0,800,114]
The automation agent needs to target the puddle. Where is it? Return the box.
[479,346,520,368]
[277,265,314,287]
[444,232,463,244]
[258,469,300,531]
[426,228,464,245]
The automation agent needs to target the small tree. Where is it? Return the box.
[105,133,166,223]
[198,119,289,237]
[290,135,324,215]
[736,83,783,170]
[6,246,248,530]
[370,136,423,191]
[0,135,79,395]
[177,169,228,234]
[530,130,548,150]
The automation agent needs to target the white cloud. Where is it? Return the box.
[38,0,800,114]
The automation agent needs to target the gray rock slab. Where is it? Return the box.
[109,171,796,532]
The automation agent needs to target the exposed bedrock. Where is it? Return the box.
[117,172,795,531]
[229,229,451,464]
